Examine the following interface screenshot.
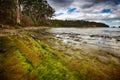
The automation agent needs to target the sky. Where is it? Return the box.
[47,0,120,27]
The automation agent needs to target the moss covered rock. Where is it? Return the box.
[0,30,120,80]
[0,33,78,80]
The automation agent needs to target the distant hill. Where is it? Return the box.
[48,20,109,27]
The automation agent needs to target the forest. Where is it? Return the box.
[48,20,109,27]
[0,0,55,26]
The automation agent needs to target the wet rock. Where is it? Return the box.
[90,35,112,39]
[116,38,120,41]
[74,38,80,41]
[51,46,66,51]
[97,56,110,64]
[77,56,83,60]
[112,52,120,58]
[59,47,66,51]
[60,42,67,46]
[65,49,74,56]
[81,51,88,55]
[72,45,81,50]
[90,35,97,37]
[111,57,120,66]
[54,41,60,45]
[69,35,76,38]
[51,46,59,50]
[56,34,62,39]
[67,43,74,48]
[83,41,87,44]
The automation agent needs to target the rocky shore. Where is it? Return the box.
[0,28,120,80]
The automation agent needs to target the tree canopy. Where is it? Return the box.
[0,0,16,24]
[48,20,109,27]
[0,0,55,25]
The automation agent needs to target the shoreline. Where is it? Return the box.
[0,28,120,79]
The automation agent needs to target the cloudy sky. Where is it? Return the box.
[47,0,120,27]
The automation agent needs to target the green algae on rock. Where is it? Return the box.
[0,33,78,80]
[0,30,120,80]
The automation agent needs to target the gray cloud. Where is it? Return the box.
[86,0,115,4]
[48,0,119,9]
[47,0,120,26]
[49,0,73,4]
[47,0,74,9]
[81,3,94,8]
[81,0,119,9]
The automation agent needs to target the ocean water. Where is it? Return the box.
[46,28,120,57]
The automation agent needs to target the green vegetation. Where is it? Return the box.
[48,20,109,27]
[0,0,55,26]
[0,32,78,80]
[41,32,120,80]
[0,31,119,80]
[0,0,16,25]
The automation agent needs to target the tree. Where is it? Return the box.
[16,0,20,24]
[22,0,55,25]
[0,0,16,24]
[0,0,55,26]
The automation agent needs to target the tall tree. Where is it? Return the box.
[0,0,55,25]
[0,0,16,24]
[16,0,20,24]
[22,0,55,24]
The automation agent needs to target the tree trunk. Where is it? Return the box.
[16,0,20,24]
